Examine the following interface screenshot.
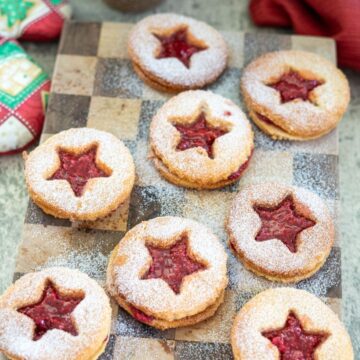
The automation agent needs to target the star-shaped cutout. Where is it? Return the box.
[154,28,207,68]
[262,312,327,360]
[142,235,206,294]
[17,282,84,341]
[173,111,228,159]
[254,196,315,253]
[48,146,110,197]
[269,71,322,103]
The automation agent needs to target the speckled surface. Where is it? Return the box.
[0,0,358,356]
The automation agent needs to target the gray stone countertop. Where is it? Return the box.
[0,0,358,356]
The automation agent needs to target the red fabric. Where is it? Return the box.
[21,11,66,42]
[15,80,51,136]
[249,0,360,70]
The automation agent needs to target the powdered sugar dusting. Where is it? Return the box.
[38,250,108,284]
[227,182,334,278]
[24,128,135,220]
[0,267,111,360]
[231,288,353,359]
[133,138,169,188]
[150,90,254,185]
[227,246,340,298]
[12,21,345,359]
[128,13,228,89]
[183,190,234,241]
[241,50,350,138]
[107,216,228,322]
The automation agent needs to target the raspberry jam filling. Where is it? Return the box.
[142,235,205,294]
[49,147,110,197]
[174,112,228,159]
[129,305,154,325]
[254,196,315,253]
[227,149,253,181]
[262,313,327,360]
[270,71,322,103]
[18,283,84,341]
[154,28,207,68]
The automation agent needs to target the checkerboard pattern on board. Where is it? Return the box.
[13,21,341,359]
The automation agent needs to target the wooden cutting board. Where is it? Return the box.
[13,21,341,359]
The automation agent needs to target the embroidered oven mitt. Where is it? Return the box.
[0,41,50,154]
[0,0,71,154]
[0,0,71,41]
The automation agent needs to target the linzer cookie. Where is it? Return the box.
[24,128,135,221]
[149,90,254,189]
[241,50,350,140]
[0,267,111,360]
[231,288,353,360]
[128,13,228,92]
[107,216,228,329]
[226,183,334,282]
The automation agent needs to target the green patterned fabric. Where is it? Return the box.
[0,42,48,109]
[0,41,24,58]
[0,0,34,28]
[48,0,63,5]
